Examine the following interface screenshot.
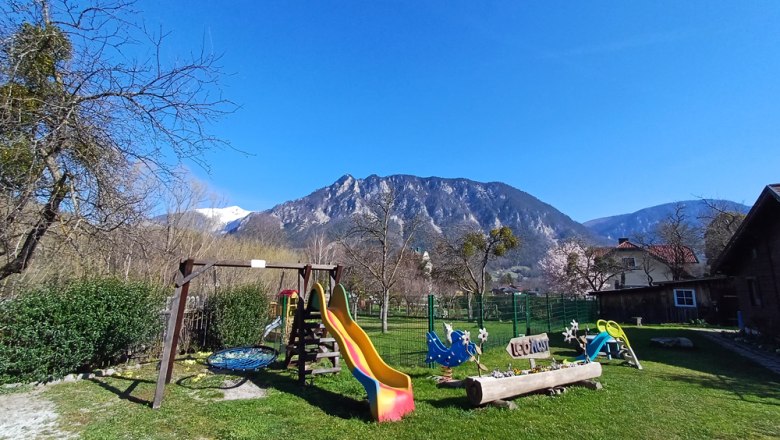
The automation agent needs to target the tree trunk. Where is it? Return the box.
[467,291,474,321]
[381,288,390,333]
[0,174,69,281]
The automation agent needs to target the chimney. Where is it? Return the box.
[618,238,629,245]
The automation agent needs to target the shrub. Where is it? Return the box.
[207,284,269,349]
[0,278,164,384]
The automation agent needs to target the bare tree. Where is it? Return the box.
[655,204,701,280]
[304,230,338,286]
[233,214,288,249]
[699,200,746,265]
[338,189,421,333]
[433,226,519,321]
[393,251,432,316]
[0,0,232,281]
[305,231,338,266]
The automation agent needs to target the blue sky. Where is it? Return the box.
[138,1,779,222]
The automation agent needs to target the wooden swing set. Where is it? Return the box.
[152,257,344,409]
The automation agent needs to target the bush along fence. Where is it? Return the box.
[0,279,165,384]
[351,293,599,367]
[0,279,269,385]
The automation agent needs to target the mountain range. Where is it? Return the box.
[183,174,752,267]
[583,200,751,243]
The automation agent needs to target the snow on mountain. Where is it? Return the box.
[194,206,252,232]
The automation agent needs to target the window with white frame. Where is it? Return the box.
[622,257,636,269]
[674,289,696,308]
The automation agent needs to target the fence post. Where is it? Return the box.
[477,293,484,329]
[525,294,531,335]
[546,293,552,333]
[427,294,435,368]
[427,294,434,333]
[561,293,566,326]
[575,296,580,323]
[512,292,518,337]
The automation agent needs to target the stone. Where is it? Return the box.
[488,399,518,410]
[63,374,78,383]
[576,379,603,390]
[97,368,116,377]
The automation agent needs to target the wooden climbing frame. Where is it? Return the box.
[152,258,343,409]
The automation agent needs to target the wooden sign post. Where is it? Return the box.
[505,333,550,369]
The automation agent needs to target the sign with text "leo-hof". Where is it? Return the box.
[505,333,550,359]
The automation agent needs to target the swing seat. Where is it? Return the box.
[207,345,278,371]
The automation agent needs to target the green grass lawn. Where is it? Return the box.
[34,326,780,439]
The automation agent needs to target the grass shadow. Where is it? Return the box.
[423,395,472,410]
[246,368,372,422]
[608,327,780,405]
[658,371,780,406]
[88,377,154,407]
[175,373,251,390]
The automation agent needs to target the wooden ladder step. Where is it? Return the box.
[285,337,336,348]
[316,351,341,359]
[295,351,341,362]
[309,367,341,375]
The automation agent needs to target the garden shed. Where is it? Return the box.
[590,277,736,325]
[711,184,780,334]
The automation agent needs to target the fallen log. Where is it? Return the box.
[465,362,602,405]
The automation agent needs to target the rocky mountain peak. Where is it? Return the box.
[233,174,600,267]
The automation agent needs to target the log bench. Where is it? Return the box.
[464,362,602,406]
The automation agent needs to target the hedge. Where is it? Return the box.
[206,284,270,349]
[0,278,164,384]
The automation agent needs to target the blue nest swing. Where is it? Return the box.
[206,345,279,371]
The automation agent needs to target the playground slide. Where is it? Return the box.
[575,331,613,362]
[597,319,643,370]
[310,283,415,422]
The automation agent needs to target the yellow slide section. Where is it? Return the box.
[311,283,414,422]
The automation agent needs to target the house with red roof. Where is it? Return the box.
[590,239,736,325]
[602,238,701,289]
[711,184,780,335]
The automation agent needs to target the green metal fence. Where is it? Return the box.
[351,292,599,367]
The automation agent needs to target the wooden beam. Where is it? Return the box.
[188,259,337,271]
[465,362,602,405]
[175,260,216,287]
[330,265,343,294]
[153,259,194,409]
[297,267,307,385]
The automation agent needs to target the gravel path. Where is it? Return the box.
[0,387,72,439]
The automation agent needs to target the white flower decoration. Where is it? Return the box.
[478,328,489,343]
[444,322,453,344]
[562,327,575,343]
[570,320,579,332]
[462,330,471,346]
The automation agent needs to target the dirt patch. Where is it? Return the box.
[220,379,268,401]
[0,387,73,439]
